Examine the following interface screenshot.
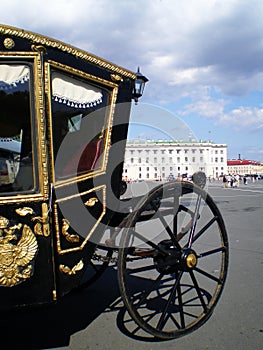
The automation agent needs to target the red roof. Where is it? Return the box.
[227,159,262,166]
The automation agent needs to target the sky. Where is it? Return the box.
[1,0,263,161]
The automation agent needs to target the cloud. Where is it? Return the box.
[1,0,262,155]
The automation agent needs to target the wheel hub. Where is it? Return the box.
[154,240,198,274]
[183,250,198,269]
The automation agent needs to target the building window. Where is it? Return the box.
[131,158,134,163]
[192,157,195,162]
[177,157,180,163]
[138,158,141,163]
[221,157,224,162]
[169,149,173,154]
[185,157,188,162]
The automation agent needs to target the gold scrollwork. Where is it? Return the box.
[0,216,38,287]
[16,207,35,216]
[85,197,98,207]
[32,203,50,237]
[61,219,79,243]
[59,260,84,276]
[31,44,47,53]
[111,74,123,82]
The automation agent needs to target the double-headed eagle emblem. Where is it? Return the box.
[0,216,38,287]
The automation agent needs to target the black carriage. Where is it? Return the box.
[0,24,228,339]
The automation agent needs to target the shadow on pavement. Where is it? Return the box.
[0,267,122,349]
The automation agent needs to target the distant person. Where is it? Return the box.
[223,175,227,188]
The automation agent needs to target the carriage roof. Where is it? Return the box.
[0,23,136,80]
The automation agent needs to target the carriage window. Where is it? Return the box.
[51,71,110,179]
[0,63,35,194]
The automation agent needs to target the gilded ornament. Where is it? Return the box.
[0,218,38,287]
[32,203,50,236]
[59,260,84,276]
[85,197,98,207]
[16,207,35,216]
[111,74,123,82]
[31,44,47,53]
[3,37,15,49]
[61,219,79,243]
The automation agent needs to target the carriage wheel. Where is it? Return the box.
[118,181,228,339]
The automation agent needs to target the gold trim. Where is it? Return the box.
[0,23,136,79]
[55,185,106,255]
[52,289,57,301]
[48,60,119,88]
[0,52,49,203]
[59,260,84,276]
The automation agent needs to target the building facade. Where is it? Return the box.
[227,159,263,176]
[123,140,227,181]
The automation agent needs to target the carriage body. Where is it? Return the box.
[0,24,228,340]
[0,24,135,308]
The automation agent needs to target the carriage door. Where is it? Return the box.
[46,63,118,295]
[0,57,55,307]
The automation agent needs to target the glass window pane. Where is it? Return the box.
[51,70,110,180]
[0,63,35,194]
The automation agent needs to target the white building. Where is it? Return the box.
[123,140,227,181]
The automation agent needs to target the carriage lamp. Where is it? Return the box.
[132,67,148,104]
